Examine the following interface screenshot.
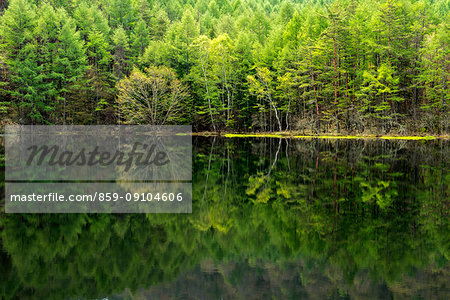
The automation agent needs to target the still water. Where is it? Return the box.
[0,137,449,299]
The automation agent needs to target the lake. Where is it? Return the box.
[0,136,449,299]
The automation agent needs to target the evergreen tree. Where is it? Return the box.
[112,26,130,80]
[131,18,150,59]
[167,8,200,75]
[0,0,37,123]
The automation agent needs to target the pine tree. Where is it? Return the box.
[131,18,150,60]
[54,17,88,124]
[168,8,200,75]
[107,0,137,30]
[112,26,131,80]
[86,28,114,122]
[0,0,37,123]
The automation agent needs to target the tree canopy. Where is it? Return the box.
[0,0,448,133]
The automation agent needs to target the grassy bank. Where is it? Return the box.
[190,132,448,140]
[1,130,447,140]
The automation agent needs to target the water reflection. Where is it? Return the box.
[0,137,448,299]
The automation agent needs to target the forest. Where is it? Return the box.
[0,0,448,134]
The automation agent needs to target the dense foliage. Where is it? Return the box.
[0,0,448,133]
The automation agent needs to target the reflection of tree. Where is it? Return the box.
[137,259,450,300]
[246,139,281,203]
[115,134,190,187]
[0,137,448,299]
[0,137,4,213]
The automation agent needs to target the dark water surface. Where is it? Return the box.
[0,136,449,299]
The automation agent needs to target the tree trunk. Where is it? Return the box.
[200,55,216,131]
[311,66,320,133]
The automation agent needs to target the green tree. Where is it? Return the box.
[53,17,88,124]
[131,18,150,59]
[107,0,137,30]
[0,0,37,123]
[112,26,131,80]
[419,22,449,133]
[166,8,200,75]
[116,66,189,125]
[247,67,282,132]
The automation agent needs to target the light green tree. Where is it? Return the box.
[116,66,190,125]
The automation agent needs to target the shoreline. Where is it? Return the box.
[0,132,448,140]
[190,132,449,140]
